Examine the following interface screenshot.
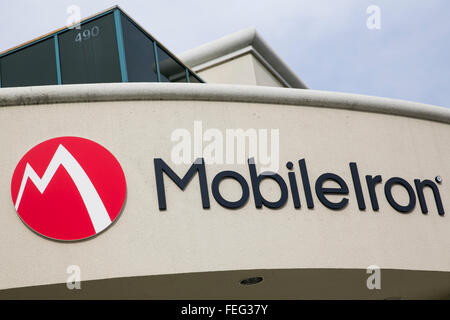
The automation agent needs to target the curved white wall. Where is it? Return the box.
[0,83,448,298]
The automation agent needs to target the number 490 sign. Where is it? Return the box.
[75,26,100,43]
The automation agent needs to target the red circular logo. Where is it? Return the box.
[10,137,126,241]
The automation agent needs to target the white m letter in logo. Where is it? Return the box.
[15,144,113,234]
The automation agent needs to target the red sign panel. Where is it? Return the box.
[11,137,126,241]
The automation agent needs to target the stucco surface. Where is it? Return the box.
[0,83,448,291]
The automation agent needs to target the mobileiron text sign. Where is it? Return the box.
[154,158,445,216]
[10,137,445,242]
[10,137,126,241]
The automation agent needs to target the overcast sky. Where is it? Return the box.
[0,0,448,107]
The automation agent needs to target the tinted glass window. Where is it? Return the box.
[58,13,121,84]
[0,38,57,88]
[188,71,202,83]
[121,14,158,82]
[157,45,187,82]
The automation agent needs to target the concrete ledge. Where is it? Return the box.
[0,82,449,124]
[1,268,449,299]
[178,27,309,89]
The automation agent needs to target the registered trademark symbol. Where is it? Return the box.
[435,176,443,184]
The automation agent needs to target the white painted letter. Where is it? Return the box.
[66,265,81,290]
[171,129,191,164]
[66,5,81,30]
[366,5,381,30]
[366,265,381,289]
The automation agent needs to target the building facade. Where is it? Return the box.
[0,6,449,299]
